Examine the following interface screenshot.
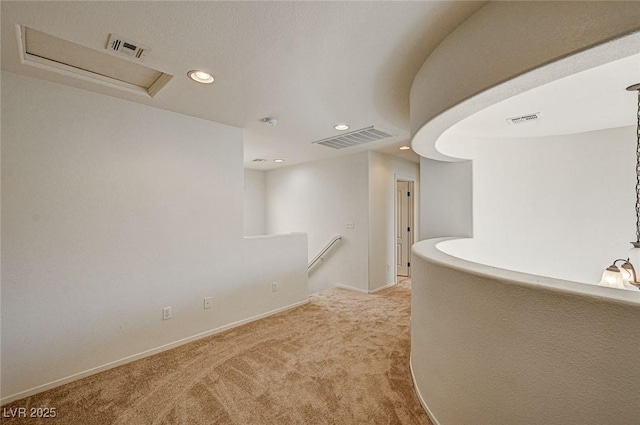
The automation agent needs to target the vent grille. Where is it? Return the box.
[506,113,540,125]
[106,34,148,60]
[313,126,394,149]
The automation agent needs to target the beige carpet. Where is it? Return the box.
[2,282,431,425]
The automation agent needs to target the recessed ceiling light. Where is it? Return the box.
[399,146,411,151]
[274,159,285,163]
[334,124,349,131]
[187,70,214,84]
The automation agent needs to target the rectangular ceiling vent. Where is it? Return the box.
[313,126,395,149]
[106,34,148,60]
[506,113,541,125]
[18,26,172,97]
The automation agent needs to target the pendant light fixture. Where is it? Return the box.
[600,83,640,290]
[601,259,636,289]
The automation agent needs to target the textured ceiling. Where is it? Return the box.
[1,1,486,169]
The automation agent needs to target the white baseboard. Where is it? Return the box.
[368,281,396,293]
[1,299,309,406]
[335,282,397,294]
[409,356,441,425]
[335,283,369,294]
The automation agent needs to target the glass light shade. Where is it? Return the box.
[628,244,640,273]
[620,264,634,282]
[600,267,625,289]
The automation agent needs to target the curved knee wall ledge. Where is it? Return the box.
[410,238,640,425]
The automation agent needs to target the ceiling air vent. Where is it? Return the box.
[506,113,541,125]
[313,126,394,149]
[106,34,148,60]
[19,26,172,97]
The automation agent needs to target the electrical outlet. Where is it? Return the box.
[204,297,212,309]
[162,306,172,320]
[271,282,278,292]
[387,264,390,271]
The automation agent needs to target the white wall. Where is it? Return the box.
[440,127,635,285]
[412,239,640,425]
[266,152,370,293]
[1,72,308,402]
[265,151,419,294]
[243,169,266,236]
[419,157,472,241]
[369,152,419,290]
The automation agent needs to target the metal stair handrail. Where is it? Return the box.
[308,235,342,270]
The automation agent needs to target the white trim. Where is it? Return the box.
[335,282,396,294]
[410,356,441,425]
[0,299,309,405]
[335,283,369,294]
[15,24,172,98]
[395,173,417,279]
[22,52,151,96]
[368,281,396,293]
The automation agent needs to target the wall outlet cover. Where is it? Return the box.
[162,306,172,320]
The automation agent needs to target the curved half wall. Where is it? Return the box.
[411,238,640,425]
[409,2,640,424]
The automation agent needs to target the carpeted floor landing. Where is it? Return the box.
[2,282,432,425]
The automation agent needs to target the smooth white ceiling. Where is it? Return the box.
[1,1,486,169]
[437,53,640,158]
[449,54,640,138]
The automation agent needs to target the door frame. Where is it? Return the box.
[394,174,417,279]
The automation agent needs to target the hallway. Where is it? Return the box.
[2,283,429,425]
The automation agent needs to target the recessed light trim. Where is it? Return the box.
[188,70,214,84]
[334,124,350,131]
[399,146,411,151]
[274,159,285,163]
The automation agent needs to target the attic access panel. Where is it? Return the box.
[19,26,172,97]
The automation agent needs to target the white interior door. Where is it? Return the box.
[396,180,412,277]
